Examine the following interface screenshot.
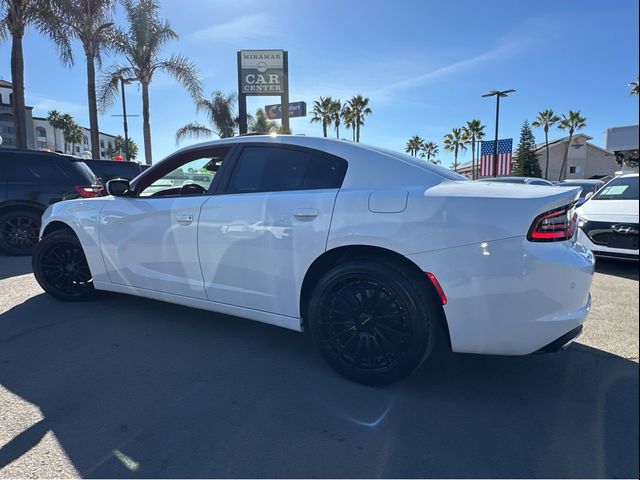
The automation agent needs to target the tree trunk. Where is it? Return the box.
[322,122,327,138]
[454,148,458,172]
[356,123,360,143]
[86,53,101,159]
[544,129,550,180]
[10,31,28,149]
[336,124,340,139]
[559,132,573,180]
[53,127,58,151]
[142,82,152,165]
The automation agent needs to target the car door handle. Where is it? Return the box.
[293,208,319,219]
[176,214,194,225]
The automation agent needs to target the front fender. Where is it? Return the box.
[40,198,110,283]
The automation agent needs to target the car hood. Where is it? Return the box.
[577,199,639,223]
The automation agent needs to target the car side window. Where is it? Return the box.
[226,146,347,194]
[7,157,69,182]
[139,156,220,197]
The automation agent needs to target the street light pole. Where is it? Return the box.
[120,76,130,161]
[482,89,515,176]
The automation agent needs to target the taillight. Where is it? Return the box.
[75,185,103,198]
[527,204,577,242]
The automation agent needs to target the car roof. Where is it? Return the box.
[618,173,639,178]
[158,135,468,184]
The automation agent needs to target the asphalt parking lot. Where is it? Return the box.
[0,255,638,478]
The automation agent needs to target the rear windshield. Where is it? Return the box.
[593,176,639,201]
[84,161,142,182]
[71,161,100,185]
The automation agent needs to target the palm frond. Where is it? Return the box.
[156,54,202,100]
[175,122,215,143]
[97,64,134,111]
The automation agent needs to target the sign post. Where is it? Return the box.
[237,50,289,134]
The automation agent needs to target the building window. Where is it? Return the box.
[100,140,105,148]
[35,126,48,149]
[83,135,89,146]
[107,141,113,150]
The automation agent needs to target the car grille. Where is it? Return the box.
[581,221,639,251]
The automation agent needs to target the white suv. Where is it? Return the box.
[577,173,639,260]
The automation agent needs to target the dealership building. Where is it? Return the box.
[457,133,620,180]
[0,79,117,158]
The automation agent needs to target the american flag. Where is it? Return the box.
[480,139,513,177]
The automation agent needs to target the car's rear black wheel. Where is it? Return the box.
[307,259,439,385]
[0,209,41,255]
[32,230,97,301]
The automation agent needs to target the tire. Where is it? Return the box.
[307,258,440,385]
[32,230,97,301]
[0,209,42,255]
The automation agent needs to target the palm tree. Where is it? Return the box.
[176,91,239,143]
[462,119,485,180]
[341,104,356,141]
[420,141,439,163]
[557,110,587,180]
[630,75,639,96]
[532,109,560,180]
[443,128,467,172]
[46,109,64,151]
[0,0,64,148]
[330,98,342,139]
[48,0,115,159]
[59,112,74,152]
[346,95,372,142]
[64,120,83,155]
[98,0,202,164]
[310,96,334,137]
[405,136,424,156]
[250,108,278,134]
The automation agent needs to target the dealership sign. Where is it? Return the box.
[265,101,306,119]
[239,50,285,95]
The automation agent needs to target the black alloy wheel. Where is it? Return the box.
[32,231,96,301]
[308,259,437,385]
[0,210,41,255]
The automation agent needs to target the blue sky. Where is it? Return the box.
[1,0,638,165]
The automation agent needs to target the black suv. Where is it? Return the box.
[82,159,144,186]
[0,149,102,255]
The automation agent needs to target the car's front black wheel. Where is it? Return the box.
[0,209,41,255]
[32,230,97,301]
[307,259,440,385]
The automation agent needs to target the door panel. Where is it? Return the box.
[99,196,209,299]
[198,190,338,317]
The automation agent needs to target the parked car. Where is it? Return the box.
[559,179,605,206]
[82,159,144,186]
[477,176,555,186]
[576,173,639,260]
[33,136,594,384]
[0,149,102,255]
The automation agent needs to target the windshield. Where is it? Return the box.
[592,176,639,201]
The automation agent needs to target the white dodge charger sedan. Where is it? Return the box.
[33,136,594,384]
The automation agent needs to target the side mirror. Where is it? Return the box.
[106,178,131,197]
[584,191,594,202]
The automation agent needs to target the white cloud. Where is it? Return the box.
[29,94,86,116]
[189,13,276,43]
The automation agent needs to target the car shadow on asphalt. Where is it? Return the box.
[0,292,638,479]
[595,258,639,281]
[0,255,33,281]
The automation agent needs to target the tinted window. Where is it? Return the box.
[85,161,142,182]
[593,176,639,201]
[305,152,348,189]
[4,156,69,182]
[227,146,346,194]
